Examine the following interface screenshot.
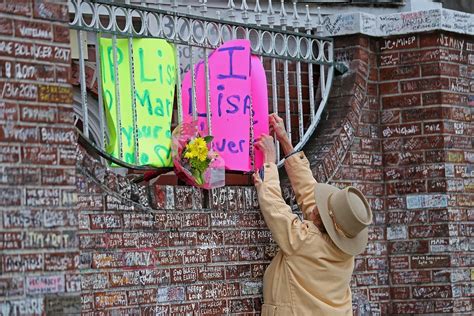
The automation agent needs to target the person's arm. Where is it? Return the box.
[255,162,310,255]
[271,114,317,220]
[281,137,317,220]
[254,134,310,255]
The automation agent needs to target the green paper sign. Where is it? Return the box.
[99,38,176,167]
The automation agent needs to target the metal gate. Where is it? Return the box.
[69,0,334,170]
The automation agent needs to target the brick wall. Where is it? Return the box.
[379,32,473,314]
[0,2,473,315]
[77,147,269,315]
[290,32,473,315]
[0,0,80,315]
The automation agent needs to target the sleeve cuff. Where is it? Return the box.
[284,151,309,168]
[263,162,279,182]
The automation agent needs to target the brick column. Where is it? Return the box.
[0,1,79,314]
[379,32,473,314]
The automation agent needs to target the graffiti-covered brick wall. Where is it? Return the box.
[0,2,473,315]
[0,0,80,315]
[76,147,270,315]
[378,31,473,314]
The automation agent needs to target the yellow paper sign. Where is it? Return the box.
[99,38,176,167]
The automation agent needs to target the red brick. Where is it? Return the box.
[0,188,22,206]
[413,285,452,299]
[380,65,419,81]
[428,179,447,192]
[382,123,421,138]
[58,147,77,165]
[379,52,400,66]
[421,62,460,77]
[400,77,450,93]
[14,19,52,40]
[401,107,443,122]
[52,24,69,43]
[22,146,57,165]
[445,135,471,149]
[39,127,75,144]
[379,82,399,95]
[155,249,184,266]
[94,291,127,309]
[444,106,470,121]
[3,60,55,82]
[171,267,198,284]
[386,180,425,195]
[170,303,199,315]
[379,35,418,51]
[391,270,431,284]
[354,258,367,272]
[355,273,377,286]
[0,82,38,101]
[0,1,32,16]
[0,40,15,57]
[423,91,467,106]
[200,301,227,315]
[3,253,43,272]
[388,240,429,254]
[411,255,451,269]
[0,17,13,36]
[79,233,123,250]
[413,135,444,150]
[367,257,387,270]
[409,224,449,238]
[361,110,378,124]
[127,288,157,305]
[389,256,409,270]
[425,150,445,163]
[229,298,254,313]
[44,252,78,271]
[392,301,434,314]
[0,276,24,296]
[400,48,440,64]
[38,84,72,104]
[369,287,390,301]
[55,65,70,83]
[391,287,410,300]
[20,104,57,123]
[16,42,68,63]
[0,102,19,121]
[89,214,122,229]
[0,166,40,185]
[183,248,209,265]
[123,232,167,248]
[33,1,68,21]
[383,94,422,109]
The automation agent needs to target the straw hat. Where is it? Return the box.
[315,184,373,256]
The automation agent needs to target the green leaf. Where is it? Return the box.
[203,135,214,144]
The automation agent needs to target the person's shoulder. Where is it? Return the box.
[304,223,353,259]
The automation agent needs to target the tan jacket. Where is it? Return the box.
[256,152,354,316]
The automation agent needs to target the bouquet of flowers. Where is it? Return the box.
[171,122,225,189]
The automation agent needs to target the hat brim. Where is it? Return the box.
[315,183,369,256]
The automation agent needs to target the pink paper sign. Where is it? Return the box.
[182,40,269,171]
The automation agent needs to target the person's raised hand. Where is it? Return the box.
[255,134,276,164]
[269,113,288,143]
[269,113,294,156]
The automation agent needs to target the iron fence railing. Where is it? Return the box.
[69,0,334,170]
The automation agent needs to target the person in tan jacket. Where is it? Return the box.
[253,114,373,316]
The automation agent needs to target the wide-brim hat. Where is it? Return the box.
[315,183,373,256]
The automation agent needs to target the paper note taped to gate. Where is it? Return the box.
[99,38,176,167]
[181,40,269,171]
